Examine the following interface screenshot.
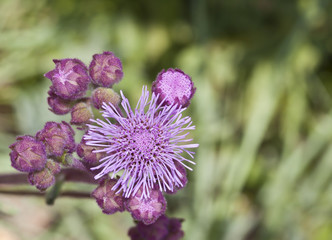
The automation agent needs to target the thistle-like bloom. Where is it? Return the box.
[85,86,198,199]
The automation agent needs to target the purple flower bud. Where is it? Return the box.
[89,51,123,87]
[128,227,145,240]
[91,178,125,214]
[166,161,188,194]
[128,215,168,240]
[47,89,73,115]
[91,87,120,110]
[70,99,94,125]
[125,187,167,225]
[36,121,75,158]
[9,135,47,173]
[77,138,106,167]
[167,217,185,240]
[28,160,61,191]
[128,215,184,240]
[44,58,90,100]
[152,68,196,107]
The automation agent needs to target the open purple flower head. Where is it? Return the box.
[84,86,198,199]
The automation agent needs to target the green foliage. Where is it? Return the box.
[1,0,332,239]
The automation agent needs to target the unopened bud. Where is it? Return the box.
[128,215,184,240]
[70,99,94,125]
[28,160,61,191]
[36,121,75,158]
[92,178,125,214]
[77,138,106,167]
[89,52,123,87]
[44,58,90,100]
[125,187,166,225]
[91,87,120,110]
[47,89,73,115]
[9,135,47,172]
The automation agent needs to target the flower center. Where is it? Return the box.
[159,71,192,102]
[131,130,155,153]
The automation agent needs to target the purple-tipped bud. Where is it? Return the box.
[125,187,167,225]
[47,89,73,115]
[44,58,90,100]
[152,68,196,107]
[36,121,75,158]
[28,160,61,191]
[77,138,106,167]
[92,178,125,214]
[166,161,188,194]
[70,99,94,125]
[167,217,185,240]
[9,135,47,173]
[128,215,184,240]
[89,51,123,87]
[91,87,120,109]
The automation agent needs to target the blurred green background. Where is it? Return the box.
[1,0,332,239]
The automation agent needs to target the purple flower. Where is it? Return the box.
[125,186,166,225]
[9,135,47,172]
[44,58,90,100]
[152,68,196,107]
[89,51,123,87]
[92,178,125,214]
[36,121,75,158]
[128,215,184,240]
[84,86,198,199]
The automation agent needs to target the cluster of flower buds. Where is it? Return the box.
[45,52,123,127]
[9,121,75,191]
[9,51,197,238]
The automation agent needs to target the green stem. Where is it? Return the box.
[45,173,65,205]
